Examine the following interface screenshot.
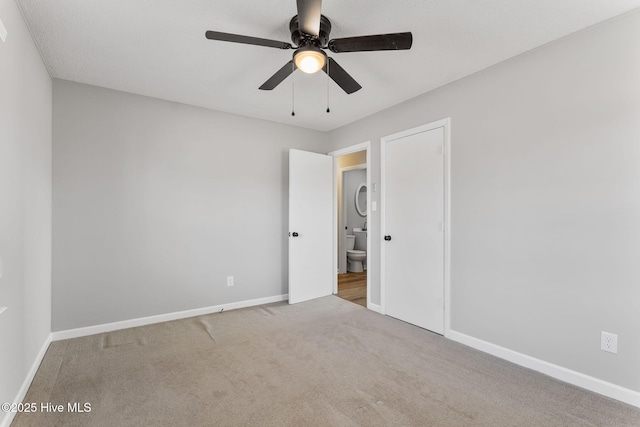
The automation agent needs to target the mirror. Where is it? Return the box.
[355,183,367,217]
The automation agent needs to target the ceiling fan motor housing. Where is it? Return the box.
[289,14,332,47]
[205,3,411,94]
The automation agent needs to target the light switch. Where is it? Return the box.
[0,18,7,43]
[372,201,377,211]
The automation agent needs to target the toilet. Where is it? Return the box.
[346,231,367,273]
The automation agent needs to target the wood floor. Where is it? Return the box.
[337,271,367,307]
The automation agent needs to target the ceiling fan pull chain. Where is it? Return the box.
[326,59,331,113]
[291,61,296,117]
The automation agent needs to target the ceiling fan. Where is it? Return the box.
[205,0,413,94]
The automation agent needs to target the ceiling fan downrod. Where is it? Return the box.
[204,0,413,103]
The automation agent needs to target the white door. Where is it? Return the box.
[289,149,333,304]
[382,126,445,333]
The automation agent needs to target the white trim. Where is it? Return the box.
[448,329,640,408]
[365,147,371,310]
[382,118,450,143]
[1,333,53,427]
[380,118,451,336]
[329,142,371,309]
[367,303,382,314]
[380,139,387,315]
[442,119,452,336]
[328,142,369,157]
[51,294,288,341]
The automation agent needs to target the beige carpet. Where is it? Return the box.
[13,296,640,426]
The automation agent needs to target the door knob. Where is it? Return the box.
[292,232,299,237]
[384,235,392,241]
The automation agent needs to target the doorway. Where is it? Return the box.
[339,164,367,306]
[329,143,371,308]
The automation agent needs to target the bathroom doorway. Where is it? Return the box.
[330,144,370,308]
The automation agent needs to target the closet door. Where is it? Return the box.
[382,125,445,333]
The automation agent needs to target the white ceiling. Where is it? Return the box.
[16,0,640,131]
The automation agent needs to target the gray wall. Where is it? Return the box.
[327,10,640,392]
[52,80,328,331]
[0,0,52,411]
[344,169,367,234]
[342,169,367,272]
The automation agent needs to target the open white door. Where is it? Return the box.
[289,149,333,304]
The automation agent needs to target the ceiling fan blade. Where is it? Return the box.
[205,31,292,50]
[323,57,361,94]
[296,0,322,36]
[328,32,412,53]
[259,61,297,90]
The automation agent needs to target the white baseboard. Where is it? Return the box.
[52,294,289,341]
[367,303,382,314]
[447,329,640,408]
[1,333,53,427]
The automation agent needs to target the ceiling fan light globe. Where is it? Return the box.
[294,48,326,74]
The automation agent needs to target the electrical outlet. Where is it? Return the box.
[226,276,234,287]
[601,331,618,354]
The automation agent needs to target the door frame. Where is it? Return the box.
[328,142,371,309]
[381,118,451,336]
